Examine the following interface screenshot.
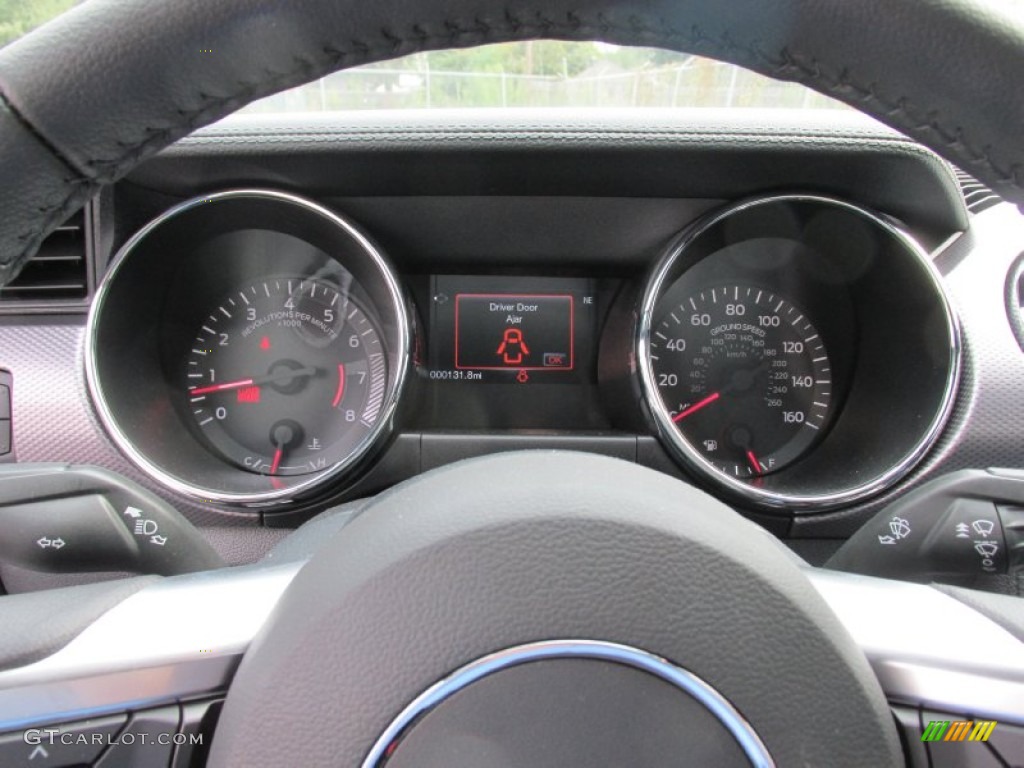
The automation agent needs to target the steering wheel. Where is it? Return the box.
[1,1,1022,766]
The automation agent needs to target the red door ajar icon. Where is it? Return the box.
[496,328,530,365]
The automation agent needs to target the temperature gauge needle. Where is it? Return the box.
[672,392,721,422]
[746,450,762,475]
[268,422,296,477]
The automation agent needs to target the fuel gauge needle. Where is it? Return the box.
[746,450,762,475]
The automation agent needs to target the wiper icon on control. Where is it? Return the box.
[974,542,999,558]
[972,519,995,536]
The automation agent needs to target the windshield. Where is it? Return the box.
[242,43,847,113]
[2,4,846,112]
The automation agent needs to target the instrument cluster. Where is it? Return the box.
[86,191,960,514]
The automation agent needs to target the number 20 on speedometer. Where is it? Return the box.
[649,285,832,477]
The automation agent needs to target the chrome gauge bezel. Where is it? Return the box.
[85,189,411,506]
[637,194,962,511]
[1005,251,1024,353]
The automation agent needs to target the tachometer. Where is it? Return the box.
[186,277,386,477]
[649,285,831,477]
[86,189,410,507]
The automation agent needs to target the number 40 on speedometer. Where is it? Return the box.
[649,285,832,477]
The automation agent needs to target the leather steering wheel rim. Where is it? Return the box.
[0,0,1021,286]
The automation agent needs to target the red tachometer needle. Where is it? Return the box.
[672,392,721,422]
[746,450,762,475]
[189,366,318,397]
[270,446,283,475]
[190,378,254,396]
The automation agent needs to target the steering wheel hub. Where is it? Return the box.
[209,452,901,767]
[368,640,770,767]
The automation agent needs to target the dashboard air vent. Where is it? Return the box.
[952,167,1001,214]
[0,208,90,309]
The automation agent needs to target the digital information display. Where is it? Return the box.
[455,294,574,371]
[428,276,595,384]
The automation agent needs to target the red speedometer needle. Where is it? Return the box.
[190,378,254,396]
[746,450,762,475]
[270,446,283,475]
[672,392,721,422]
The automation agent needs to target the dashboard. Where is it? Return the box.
[1,108,1022,572]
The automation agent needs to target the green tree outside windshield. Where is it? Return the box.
[0,0,81,48]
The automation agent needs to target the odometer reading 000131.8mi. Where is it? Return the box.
[649,285,832,478]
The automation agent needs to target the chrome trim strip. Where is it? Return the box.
[1005,250,1024,353]
[83,189,411,505]
[0,562,301,731]
[636,194,963,510]
[361,639,775,768]
[0,564,1020,734]
[807,568,1024,721]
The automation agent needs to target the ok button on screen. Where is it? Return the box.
[454,294,574,371]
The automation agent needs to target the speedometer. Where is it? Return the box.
[636,195,961,512]
[649,285,832,477]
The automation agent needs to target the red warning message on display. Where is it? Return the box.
[454,294,574,371]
